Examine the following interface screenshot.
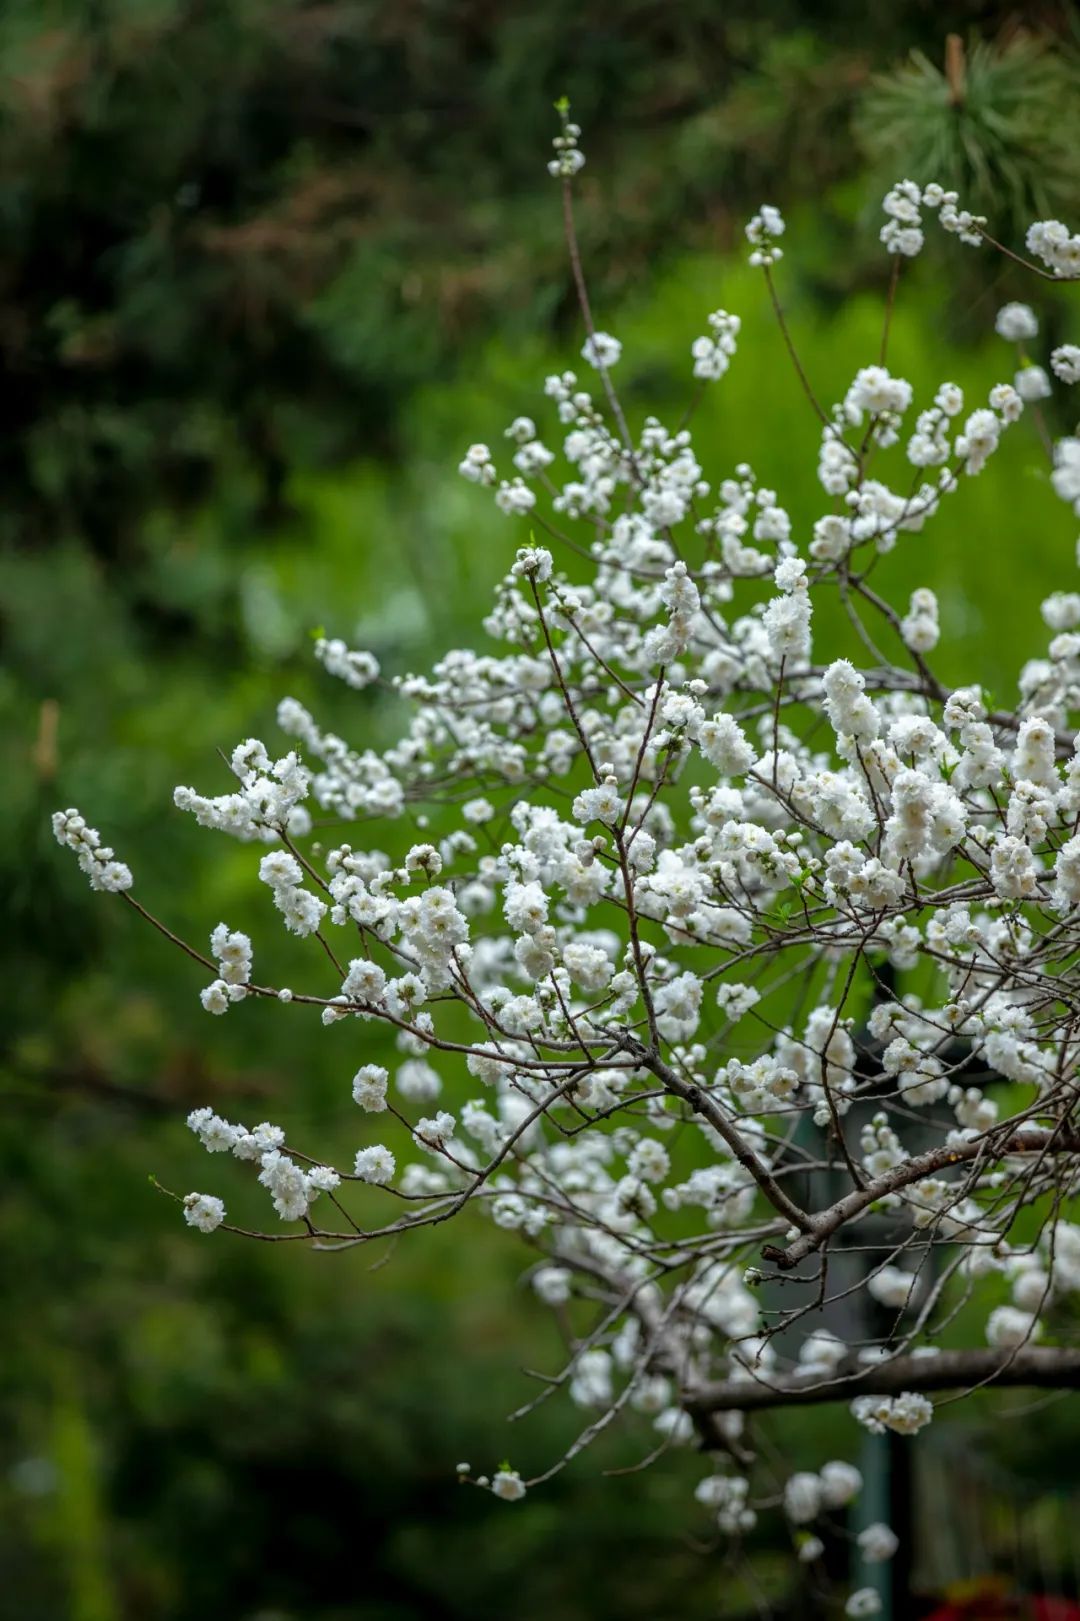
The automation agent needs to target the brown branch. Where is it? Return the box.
[944,34,966,106]
[760,263,831,427]
[762,1126,1080,1271]
[638,1046,814,1234]
[690,1346,1080,1415]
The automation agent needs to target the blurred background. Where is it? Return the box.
[4,3,1080,1617]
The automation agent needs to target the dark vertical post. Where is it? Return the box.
[888,1430,914,1614]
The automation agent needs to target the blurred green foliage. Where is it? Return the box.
[4,4,1080,1618]
[2,0,1073,568]
[858,31,1080,230]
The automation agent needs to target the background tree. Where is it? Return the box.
[7,8,1080,1618]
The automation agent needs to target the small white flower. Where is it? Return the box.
[783,1471,822,1524]
[352,1064,389,1112]
[200,980,231,1016]
[259,850,302,890]
[354,1145,396,1185]
[986,1305,1040,1349]
[1015,364,1051,403]
[573,780,623,825]
[846,1589,882,1618]
[858,1523,899,1563]
[491,1468,527,1501]
[183,1193,226,1233]
[746,204,786,265]
[512,545,553,582]
[994,301,1039,341]
[533,1266,572,1305]
[581,332,622,370]
[820,1460,862,1507]
[458,443,495,485]
[1051,345,1080,385]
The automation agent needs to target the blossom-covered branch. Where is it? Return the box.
[54,109,1080,1614]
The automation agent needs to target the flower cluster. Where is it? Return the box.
[745,205,785,266]
[691,310,741,381]
[547,100,584,180]
[54,116,1080,1609]
[879,179,987,256]
[1027,219,1080,278]
[52,808,132,893]
[851,1392,934,1436]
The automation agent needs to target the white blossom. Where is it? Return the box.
[1051,345,1080,385]
[1015,364,1051,403]
[352,1064,389,1112]
[851,1393,933,1436]
[490,1468,527,1501]
[1026,219,1080,279]
[846,1590,883,1618]
[183,1193,226,1233]
[995,302,1038,340]
[582,332,622,370]
[867,1267,917,1310]
[354,1145,396,1185]
[820,1460,862,1507]
[986,1305,1040,1349]
[745,204,785,266]
[52,809,133,892]
[783,1472,822,1524]
[858,1523,899,1563]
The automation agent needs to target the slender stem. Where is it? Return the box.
[561,177,638,468]
[879,254,901,365]
[975,225,1061,282]
[639,1046,814,1234]
[761,263,830,427]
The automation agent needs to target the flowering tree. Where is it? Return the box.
[53,108,1080,1612]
